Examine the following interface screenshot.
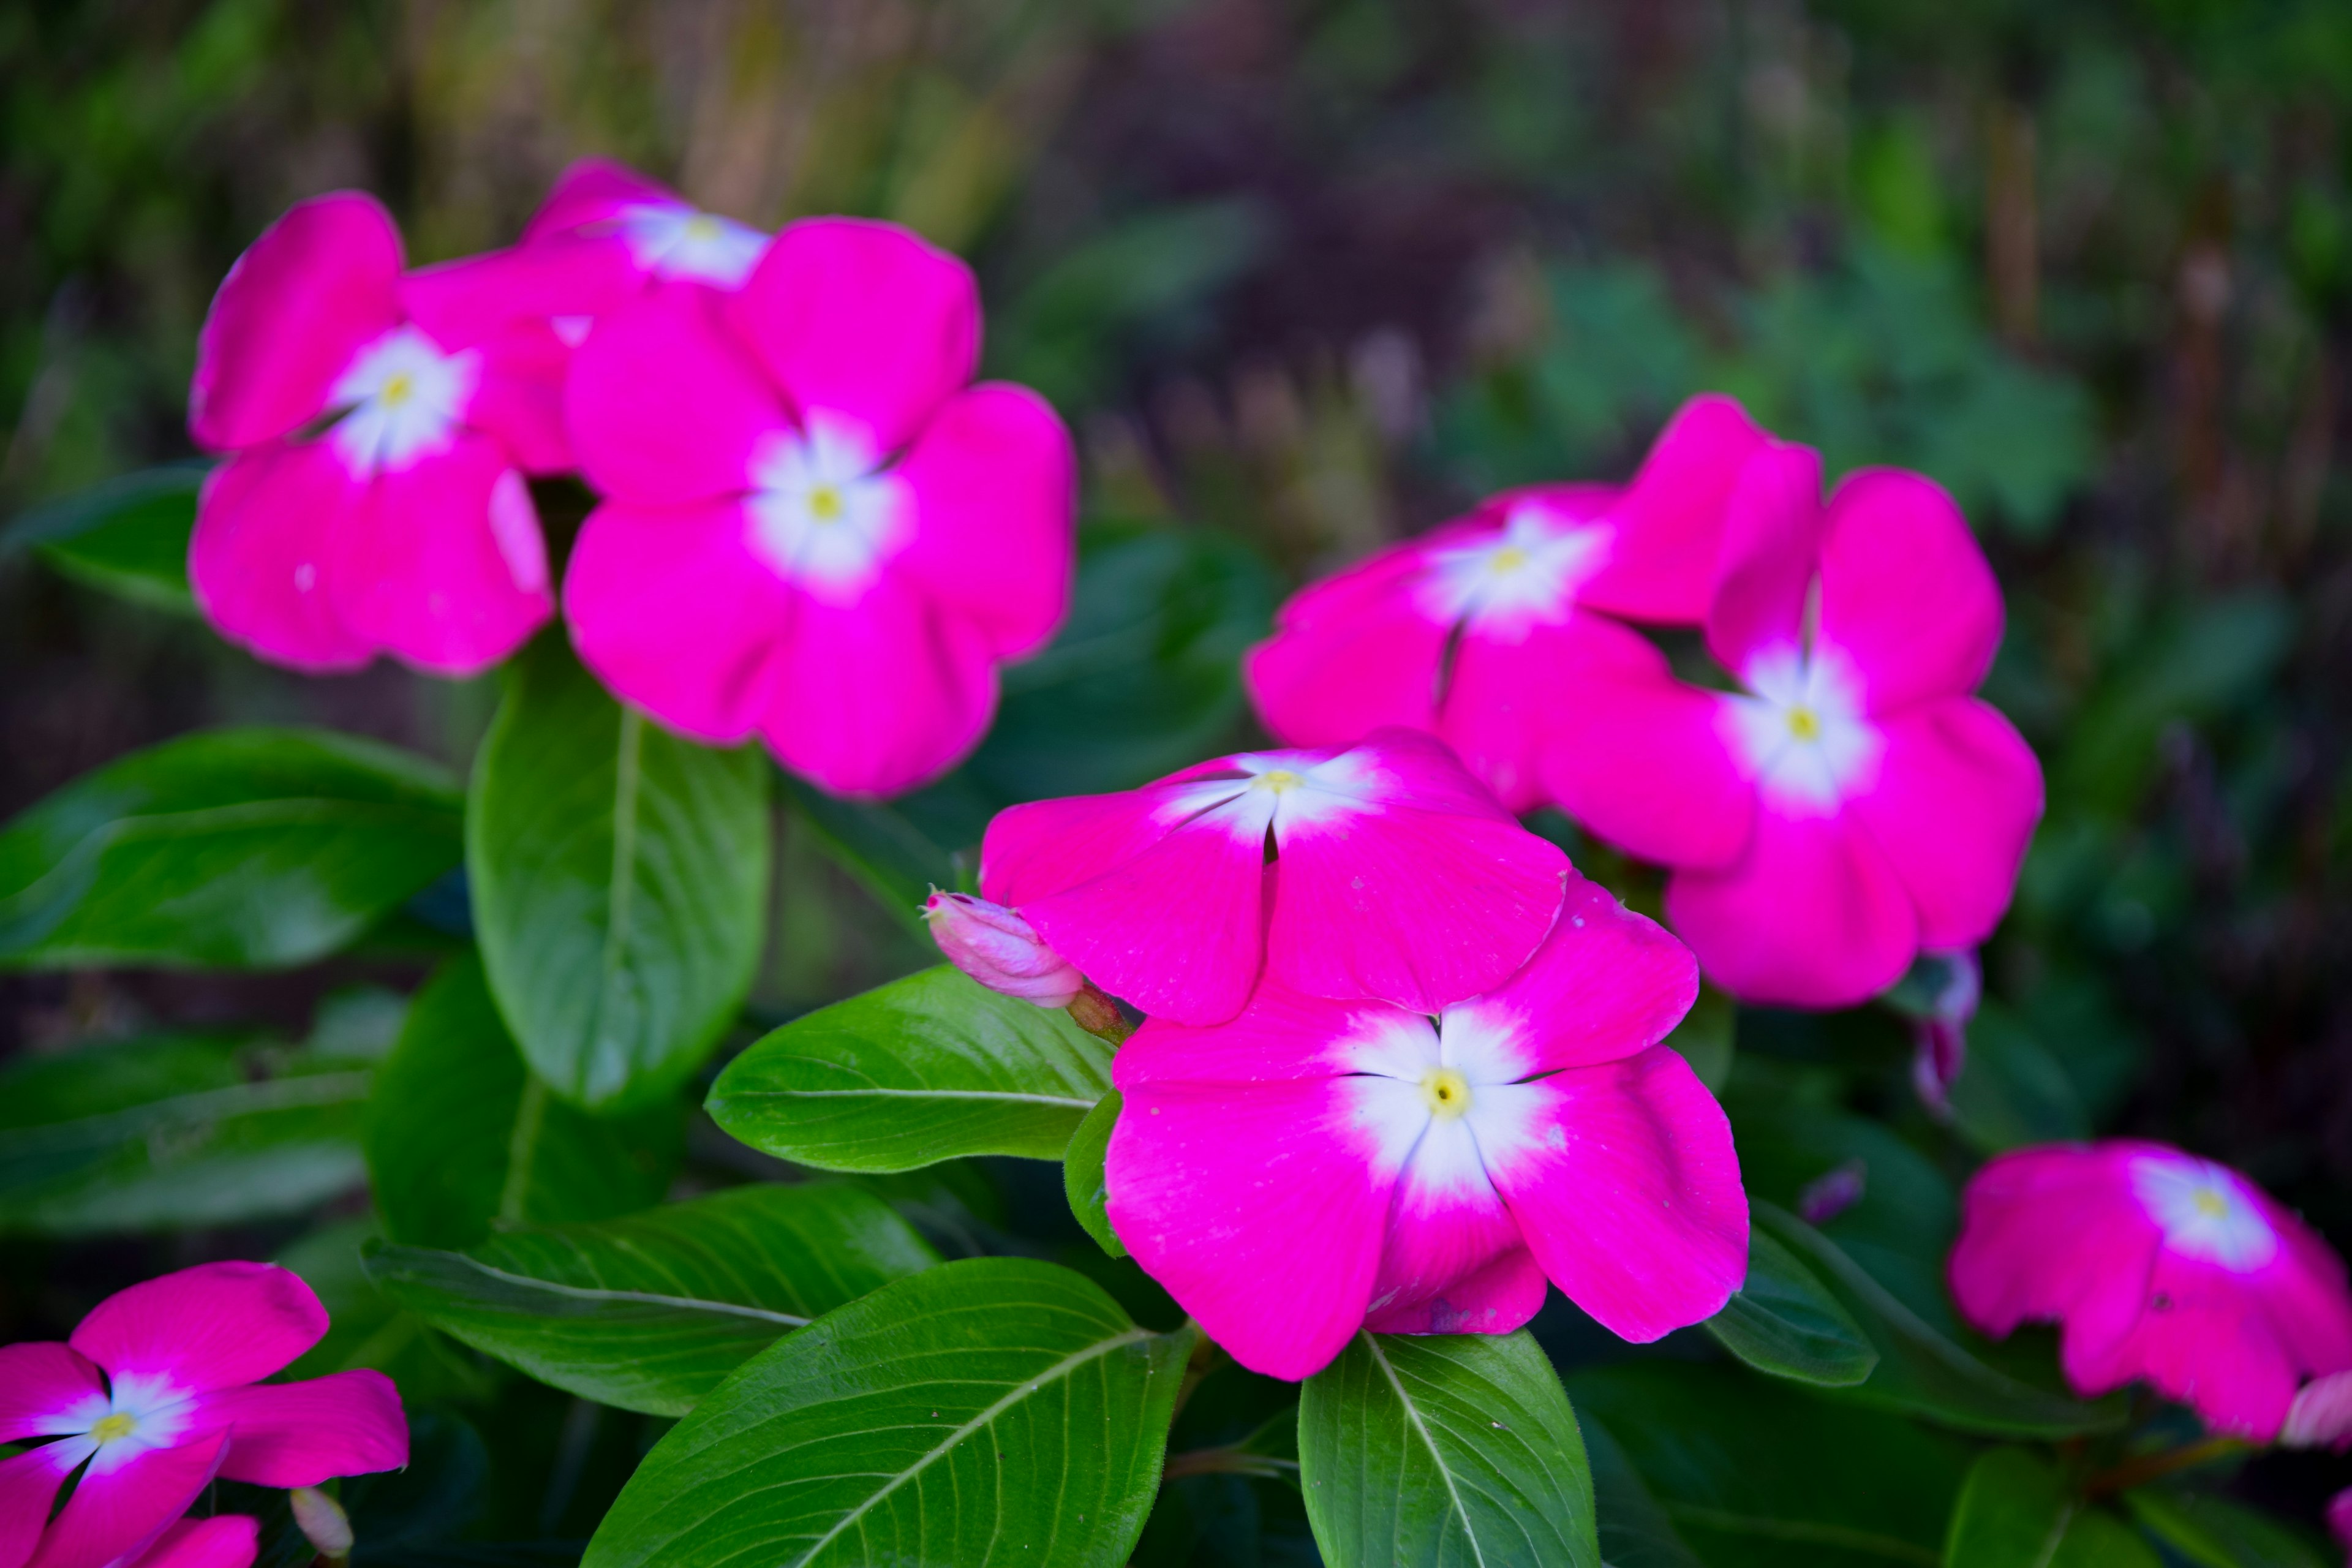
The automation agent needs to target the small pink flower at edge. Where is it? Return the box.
[1105,869,1747,1380]
[560,216,1076,799]
[1244,393,1770,810]
[1544,442,2045,1008]
[1950,1140,2352,1441]
[924,891,1085,1008]
[188,193,567,677]
[979,727,1571,1027]
[2327,1487,2351,1566]
[0,1262,407,1568]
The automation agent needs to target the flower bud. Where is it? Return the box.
[2283,1370,2352,1451]
[923,891,1084,1008]
[1891,949,1980,1115]
[291,1487,355,1560]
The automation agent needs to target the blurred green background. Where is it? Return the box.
[2,0,2351,1549]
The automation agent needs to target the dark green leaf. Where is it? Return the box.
[1705,1223,1878,1387]
[1754,1205,2123,1438]
[366,955,681,1249]
[365,1182,940,1415]
[1945,1449,2160,1568]
[4,464,207,613]
[1662,984,1736,1093]
[277,1219,500,1406]
[1299,1329,1599,1568]
[0,727,463,969]
[779,774,962,933]
[584,1257,1194,1568]
[708,965,1116,1172]
[2120,1490,2331,1568]
[469,640,771,1111]
[1946,1002,2089,1156]
[1579,1416,1705,1568]
[1065,1089,1125,1257]
[0,1033,369,1233]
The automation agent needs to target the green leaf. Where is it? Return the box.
[364,1182,940,1415]
[0,728,464,969]
[1579,1416,1706,1568]
[276,1219,500,1406]
[708,965,1116,1172]
[1064,1089,1125,1257]
[1946,1002,2089,1156]
[1945,1450,2160,1568]
[584,1257,1194,1568]
[2120,1490,2331,1568]
[1298,1329,1599,1568]
[469,639,771,1111]
[4,464,206,613]
[1662,983,1736,1093]
[1705,1223,1878,1387]
[366,955,681,1249]
[1570,1360,1971,1568]
[779,773,963,933]
[1754,1204,2123,1438]
[0,1033,369,1233]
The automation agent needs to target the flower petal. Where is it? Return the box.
[69,1261,326,1391]
[1948,1144,2160,1343]
[1243,553,1451,753]
[1442,613,1659,813]
[1705,440,1823,679]
[890,383,1076,660]
[0,1343,106,1443]
[1114,986,1408,1087]
[1362,1246,1550,1338]
[1485,1048,1748,1343]
[1539,633,1753,870]
[1851,698,2043,952]
[1362,1118,1532,1335]
[1817,470,2003,713]
[122,1516,258,1568]
[325,435,552,676]
[193,1371,406,1488]
[188,444,372,673]
[1582,393,1772,624]
[1449,870,1697,1074]
[0,1450,75,1568]
[190,193,403,452]
[1665,807,1918,1008]
[26,1431,228,1568]
[729,217,980,456]
[526,159,684,239]
[565,286,785,505]
[462,319,575,475]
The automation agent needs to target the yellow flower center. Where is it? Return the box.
[1488,545,1530,574]
[684,214,724,244]
[1254,768,1302,793]
[1420,1066,1472,1120]
[380,371,415,407]
[2193,1188,2230,1219]
[807,484,845,522]
[90,1412,136,1444]
[1785,705,1822,742]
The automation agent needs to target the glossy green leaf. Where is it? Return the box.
[1064,1089,1125,1257]
[1579,1416,1706,1568]
[2121,1490,2331,1568]
[4,463,206,613]
[470,641,771,1112]
[0,1033,369,1233]
[584,1257,1194,1568]
[1299,1329,1599,1568]
[1753,1205,2122,1438]
[0,727,463,969]
[364,1182,941,1415]
[1705,1222,1878,1387]
[1570,1360,1971,1568]
[1945,1449,2160,1568]
[709,965,1116,1172]
[366,955,681,1250]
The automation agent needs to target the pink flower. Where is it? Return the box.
[1950,1141,2352,1439]
[562,217,1076,798]
[516,160,772,318]
[923,891,1085,1008]
[0,1262,406,1568]
[978,728,1570,1027]
[1104,871,1745,1379]
[189,193,568,675]
[119,1517,257,1568]
[1544,444,2045,1007]
[2285,1370,2352,1450]
[1243,394,1768,809]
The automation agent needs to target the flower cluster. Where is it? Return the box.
[189,162,1075,799]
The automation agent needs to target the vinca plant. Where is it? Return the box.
[2,152,2349,1568]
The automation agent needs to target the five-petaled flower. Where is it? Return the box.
[1950,1140,2352,1439]
[979,727,1571,1027]
[0,1262,407,1568]
[1105,870,1746,1379]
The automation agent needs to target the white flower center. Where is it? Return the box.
[1721,643,1882,816]
[50,1371,195,1477]
[2130,1155,2277,1272]
[742,420,912,604]
[1415,503,1611,640]
[329,327,477,478]
[1153,748,1384,845]
[619,204,767,288]
[1335,1000,1550,1206]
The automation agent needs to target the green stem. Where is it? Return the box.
[2082,1435,2245,1498]
[1161,1446,1300,1482]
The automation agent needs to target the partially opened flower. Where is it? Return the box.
[1106,871,1744,1379]
[563,217,1075,798]
[1951,1141,2352,1439]
[0,1262,405,1568]
[1544,443,2044,1006]
[189,193,567,674]
[979,727,1570,1026]
[1244,394,1768,808]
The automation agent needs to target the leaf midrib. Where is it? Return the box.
[1363,1333,1493,1568]
[385,1249,810,1327]
[0,1069,374,1154]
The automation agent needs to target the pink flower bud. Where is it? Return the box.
[292,1487,355,1558]
[2284,1371,2352,1452]
[923,891,1085,1008]
[2326,1487,2351,1561]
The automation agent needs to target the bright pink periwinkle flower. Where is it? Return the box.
[1950,1141,2352,1439]
[515,159,772,320]
[979,727,1570,1027]
[189,194,569,675]
[562,217,1076,798]
[0,1262,406,1568]
[924,891,1085,1008]
[116,1517,257,1568]
[1245,394,1769,810]
[1545,443,2045,1007]
[1106,871,1746,1379]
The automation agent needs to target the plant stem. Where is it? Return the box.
[2082,1434,2245,1498]
[1162,1446,1300,1482]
